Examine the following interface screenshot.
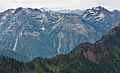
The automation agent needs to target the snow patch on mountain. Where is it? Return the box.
[98,13,105,20]
[40,27,46,31]
[57,32,64,54]
[13,37,18,51]
[13,31,23,51]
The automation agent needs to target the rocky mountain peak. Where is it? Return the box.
[40,7,51,13]
[86,6,108,13]
[112,9,120,15]
[92,6,104,10]
[82,6,109,20]
[10,7,42,15]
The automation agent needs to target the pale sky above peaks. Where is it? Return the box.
[0,0,120,12]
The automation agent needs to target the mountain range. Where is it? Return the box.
[0,6,120,61]
[0,20,120,73]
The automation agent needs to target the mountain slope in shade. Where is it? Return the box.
[0,7,98,60]
[0,22,120,73]
[0,49,30,62]
[0,6,120,61]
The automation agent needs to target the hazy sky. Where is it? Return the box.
[0,0,120,12]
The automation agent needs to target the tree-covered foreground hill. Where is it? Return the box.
[1,23,120,73]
